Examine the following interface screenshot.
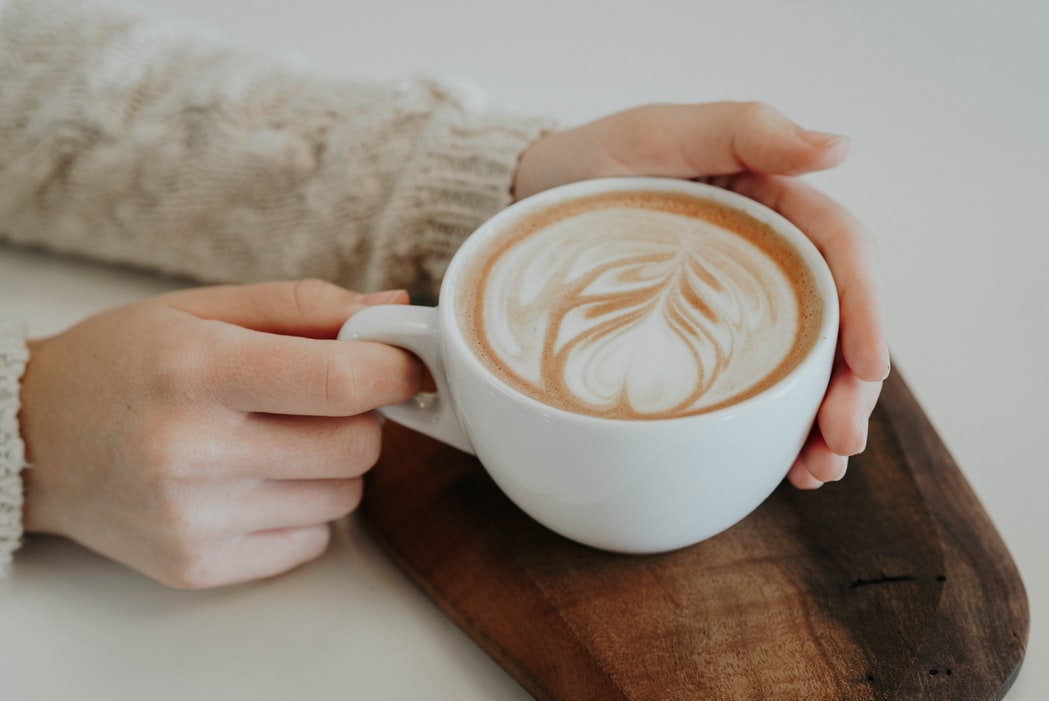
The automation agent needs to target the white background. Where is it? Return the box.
[1,0,1045,698]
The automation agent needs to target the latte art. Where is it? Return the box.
[459,191,823,419]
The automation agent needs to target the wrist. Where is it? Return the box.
[512,131,553,202]
[512,128,586,201]
[512,118,625,202]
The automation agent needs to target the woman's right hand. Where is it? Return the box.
[514,101,889,489]
[18,280,420,588]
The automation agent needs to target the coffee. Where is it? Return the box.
[457,190,824,419]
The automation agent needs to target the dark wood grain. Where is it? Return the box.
[358,369,1029,700]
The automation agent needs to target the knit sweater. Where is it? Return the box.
[0,0,553,573]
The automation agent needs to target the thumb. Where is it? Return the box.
[598,102,850,179]
[163,280,410,338]
[701,101,851,176]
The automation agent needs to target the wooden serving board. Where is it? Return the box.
[358,370,1029,700]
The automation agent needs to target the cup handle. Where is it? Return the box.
[338,305,475,454]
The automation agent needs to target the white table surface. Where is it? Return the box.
[2,0,1044,698]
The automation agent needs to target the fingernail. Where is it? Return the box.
[800,129,848,147]
[832,458,849,481]
[852,418,871,455]
[791,457,824,490]
[361,289,408,304]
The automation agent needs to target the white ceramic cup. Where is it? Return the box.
[339,177,838,553]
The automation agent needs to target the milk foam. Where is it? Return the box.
[462,194,820,419]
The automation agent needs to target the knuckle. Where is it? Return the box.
[132,430,220,574]
[620,104,662,131]
[323,353,362,412]
[296,525,333,562]
[330,478,365,516]
[735,100,778,127]
[135,418,197,482]
[290,278,341,316]
[159,547,219,590]
[153,491,205,547]
[343,415,384,475]
[149,512,218,589]
[325,416,384,478]
[146,331,209,401]
[830,420,867,457]
[343,479,365,514]
[847,420,870,456]
[325,347,418,414]
[324,344,421,416]
[149,494,228,588]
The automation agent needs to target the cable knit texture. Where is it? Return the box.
[0,0,553,303]
[0,0,555,572]
[0,323,29,575]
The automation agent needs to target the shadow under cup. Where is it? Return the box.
[341,177,839,554]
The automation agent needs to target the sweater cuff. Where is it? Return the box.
[365,85,556,304]
[0,322,29,576]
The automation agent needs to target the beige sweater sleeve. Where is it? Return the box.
[0,324,28,575]
[0,0,555,571]
[0,0,553,301]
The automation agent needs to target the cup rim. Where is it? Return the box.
[439,176,840,426]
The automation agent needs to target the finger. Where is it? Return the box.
[592,102,850,180]
[204,326,422,416]
[223,413,384,480]
[232,478,364,534]
[164,280,409,338]
[817,364,884,457]
[166,524,332,589]
[787,457,824,490]
[722,173,891,382]
[796,431,849,485]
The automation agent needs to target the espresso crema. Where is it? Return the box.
[458,191,824,419]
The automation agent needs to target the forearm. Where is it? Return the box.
[0,322,28,575]
[0,0,552,302]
